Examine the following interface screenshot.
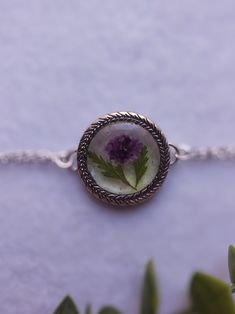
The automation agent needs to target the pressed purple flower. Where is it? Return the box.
[105,134,143,164]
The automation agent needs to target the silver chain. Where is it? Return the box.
[0,145,234,170]
[0,149,77,171]
[170,144,235,164]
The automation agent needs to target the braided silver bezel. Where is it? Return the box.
[77,112,170,206]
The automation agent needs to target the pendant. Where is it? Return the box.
[77,112,170,206]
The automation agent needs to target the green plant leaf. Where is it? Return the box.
[88,151,136,190]
[190,272,235,314]
[140,260,159,314]
[134,145,148,188]
[98,306,122,314]
[229,245,235,285]
[85,304,92,314]
[53,296,79,314]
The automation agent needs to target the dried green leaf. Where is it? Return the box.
[134,145,148,188]
[98,306,122,314]
[191,272,235,314]
[140,260,159,314]
[88,151,136,190]
[53,296,79,314]
[229,245,235,285]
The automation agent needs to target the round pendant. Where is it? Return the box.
[77,112,170,206]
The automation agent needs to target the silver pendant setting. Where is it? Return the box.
[77,112,170,206]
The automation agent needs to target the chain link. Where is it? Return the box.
[0,149,77,171]
[0,145,234,170]
[170,144,235,164]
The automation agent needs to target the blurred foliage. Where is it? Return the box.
[53,245,235,314]
[190,272,235,314]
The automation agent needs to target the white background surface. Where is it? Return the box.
[0,1,235,313]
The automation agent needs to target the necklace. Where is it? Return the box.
[1,111,234,206]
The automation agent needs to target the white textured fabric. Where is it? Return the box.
[0,1,235,313]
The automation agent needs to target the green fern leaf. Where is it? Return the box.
[88,151,136,190]
[134,145,149,188]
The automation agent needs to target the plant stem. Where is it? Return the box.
[123,178,137,191]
